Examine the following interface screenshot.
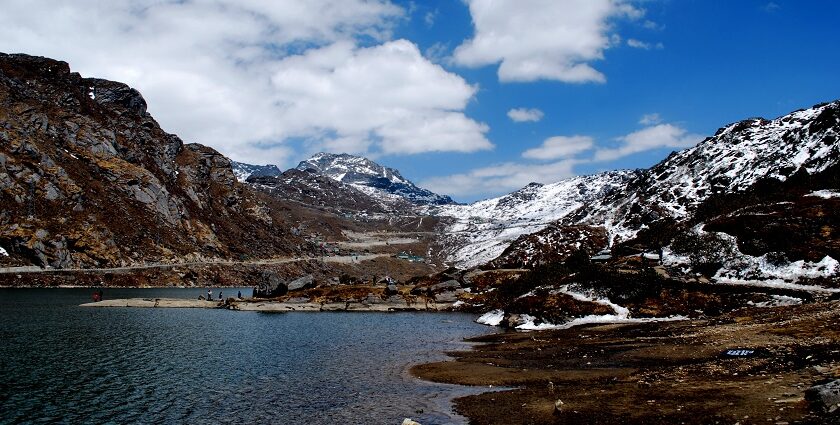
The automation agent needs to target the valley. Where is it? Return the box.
[1,51,839,424]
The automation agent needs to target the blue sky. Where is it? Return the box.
[1,1,839,202]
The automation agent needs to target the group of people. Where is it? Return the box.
[202,288,243,301]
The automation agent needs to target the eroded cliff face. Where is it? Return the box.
[0,53,305,267]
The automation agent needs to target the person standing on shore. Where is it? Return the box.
[207,288,212,301]
[218,291,222,301]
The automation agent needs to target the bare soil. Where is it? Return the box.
[413,301,840,424]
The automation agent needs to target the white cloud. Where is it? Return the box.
[421,160,580,198]
[424,42,451,64]
[453,0,643,83]
[271,40,492,155]
[0,1,490,165]
[424,9,439,27]
[763,2,781,12]
[594,124,704,161]
[522,136,593,160]
[639,113,663,125]
[643,20,664,30]
[507,108,545,122]
[627,39,664,50]
[425,120,704,199]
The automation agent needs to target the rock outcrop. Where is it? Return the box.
[0,53,308,267]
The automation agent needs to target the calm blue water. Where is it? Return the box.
[0,288,490,424]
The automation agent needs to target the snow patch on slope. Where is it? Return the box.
[435,172,633,268]
[806,189,840,199]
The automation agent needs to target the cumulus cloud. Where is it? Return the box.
[0,0,490,165]
[594,124,704,161]
[427,122,702,199]
[507,108,544,123]
[453,0,642,83]
[271,40,491,155]
[421,160,580,198]
[522,136,593,160]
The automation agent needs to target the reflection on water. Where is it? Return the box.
[0,288,489,424]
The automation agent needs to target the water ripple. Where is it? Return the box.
[0,288,490,424]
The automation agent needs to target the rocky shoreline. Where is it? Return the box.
[80,297,454,312]
[412,300,840,424]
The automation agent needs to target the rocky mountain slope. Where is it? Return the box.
[231,161,281,182]
[438,102,840,274]
[297,152,455,206]
[419,101,840,332]
[246,168,414,215]
[0,53,309,268]
[431,172,633,268]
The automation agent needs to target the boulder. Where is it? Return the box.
[385,284,399,296]
[287,274,314,291]
[254,271,287,298]
[362,293,382,305]
[806,379,840,413]
[402,419,422,425]
[435,290,459,303]
[430,279,461,292]
[385,295,404,304]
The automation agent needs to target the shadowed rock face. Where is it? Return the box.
[0,53,307,268]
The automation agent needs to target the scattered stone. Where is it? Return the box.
[805,379,840,413]
[385,284,398,296]
[401,419,421,425]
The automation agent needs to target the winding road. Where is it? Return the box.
[0,253,391,274]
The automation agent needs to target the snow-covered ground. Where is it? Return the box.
[433,172,632,267]
[476,286,688,331]
[806,189,840,199]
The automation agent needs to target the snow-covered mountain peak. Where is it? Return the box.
[438,100,840,268]
[434,171,635,268]
[557,100,840,245]
[296,152,455,205]
[298,152,410,184]
[230,161,282,182]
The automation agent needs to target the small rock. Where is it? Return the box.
[385,295,404,304]
[434,290,459,303]
[805,379,840,413]
[430,279,461,292]
[362,293,382,305]
[553,399,564,415]
[402,419,421,425]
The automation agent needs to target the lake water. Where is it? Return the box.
[0,288,491,424]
